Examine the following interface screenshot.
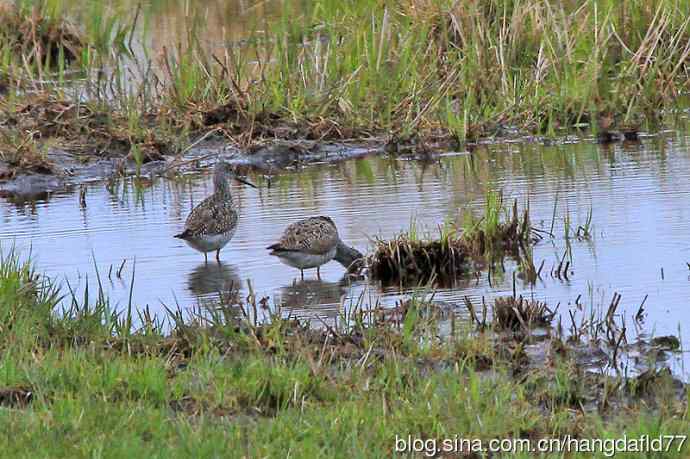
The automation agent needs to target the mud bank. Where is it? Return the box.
[0,140,391,198]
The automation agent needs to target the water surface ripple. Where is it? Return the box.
[2,137,690,373]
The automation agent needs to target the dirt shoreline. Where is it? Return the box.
[0,140,386,198]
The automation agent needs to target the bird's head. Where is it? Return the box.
[214,160,257,192]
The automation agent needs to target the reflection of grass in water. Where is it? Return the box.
[354,158,375,183]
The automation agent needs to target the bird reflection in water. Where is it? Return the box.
[187,261,241,297]
[274,276,353,323]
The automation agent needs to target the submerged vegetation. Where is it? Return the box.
[0,248,687,456]
[1,0,690,176]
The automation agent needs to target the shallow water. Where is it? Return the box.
[2,135,690,372]
[60,0,293,60]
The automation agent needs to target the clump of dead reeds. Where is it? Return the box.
[369,194,537,285]
[492,295,556,331]
[368,233,469,285]
[462,295,556,334]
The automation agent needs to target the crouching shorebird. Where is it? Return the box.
[267,216,363,279]
[175,160,256,263]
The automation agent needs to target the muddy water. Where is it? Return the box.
[2,136,690,368]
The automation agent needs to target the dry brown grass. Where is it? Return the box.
[0,3,83,67]
[368,235,470,285]
[0,128,53,175]
[492,295,556,331]
[369,199,536,285]
[2,94,172,162]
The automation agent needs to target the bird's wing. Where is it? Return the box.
[183,197,237,237]
[269,216,338,255]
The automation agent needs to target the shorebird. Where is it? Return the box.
[175,160,256,263]
[267,216,363,279]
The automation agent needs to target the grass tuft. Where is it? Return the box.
[369,193,536,284]
[492,295,556,332]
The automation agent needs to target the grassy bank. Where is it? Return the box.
[0,249,688,457]
[2,0,690,176]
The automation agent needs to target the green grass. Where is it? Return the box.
[2,0,690,173]
[152,0,690,138]
[462,190,505,244]
[0,252,688,457]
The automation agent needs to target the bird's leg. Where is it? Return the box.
[204,253,208,264]
[216,249,221,262]
[300,269,304,280]
[317,266,321,280]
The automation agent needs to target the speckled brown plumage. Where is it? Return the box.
[267,216,363,278]
[179,195,238,239]
[175,160,255,262]
[267,216,338,255]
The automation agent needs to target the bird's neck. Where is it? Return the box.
[214,179,233,202]
[217,190,234,204]
[334,240,364,272]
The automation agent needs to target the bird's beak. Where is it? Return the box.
[234,176,257,188]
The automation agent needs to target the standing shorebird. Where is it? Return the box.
[267,216,363,279]
[175,160,256,263]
